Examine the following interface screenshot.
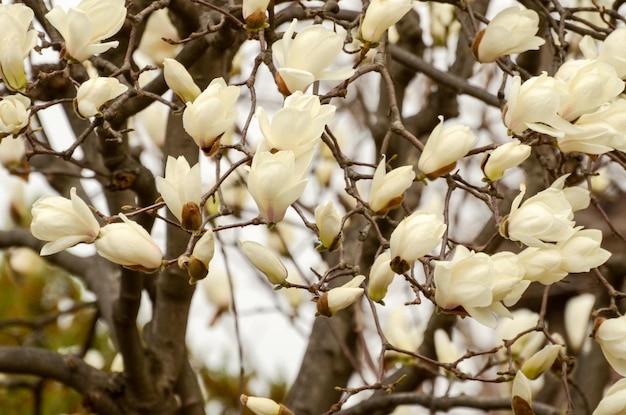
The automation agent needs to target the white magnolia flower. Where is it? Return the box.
[503,74,579,138]
[518,245,567,285]
[555,59,624,121]
[504,182,577,247]
[155,156,202,230]
[30,188,100,256]
[593,378,626,415]
[163,58,201,104]
[473,7,545,63]
[367,252,396,303]
[182,77,239,155]
[417,116,478,179]
[482,139,532,182]
[557,228,611,273]
[242,0,270,29]
[314,201,342,251]
[434,329,459,364]
[498,309,544,361]
[136,9,180,66]
[594,315,626,376]
[521,344,562,380]
[512,371,533,413]
[0,94,30,138]
[369,156,415,214]
[273,19,355,94]
[74,77,128,118]
[597,27,626,79]
[358,0,412,45]
[240,395,293,415]
[0,4,38,91]
[318,275,365,316]
[389,210,446,273]
[557,102,619,154]
[95,214,163,271]
[565,293,595,353]
[490,251,529,309]
[385,307,423,355]
[0,135,25,169]
[256,91,335,160]
[247,150,308,223]
[46,0,127,62]
[184,229,215,281]
[240,240,288,285]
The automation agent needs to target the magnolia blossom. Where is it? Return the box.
[182,77,239,155]
[0,4,38,91]
[317,275,365,316]
[95,214,163,271]
[594,315,626,376]
[518,245,567,284]
[385,308,423,356]
[565,293,595,353]
[498,309,544,361]
[358,0,412,45]
[482,140,531,182]
[240,240,288,285]
[389,210,446,273]
[512,371,533,414]
[557,228,610,273]
[0,94,30,138]
[155,156,202,230]
[247,150,308,223]
[314,201,342,251]
[555,59,624,121]
[596,27,626,79]
[503,74,579,138]
[368,156,415,214]
[256,91,335,164]
[46,0,127,62]
[521,344,561,380]
[556,102,620,154]
[473,7,544,63]
[273,19,355,94]
[74,77,128,118]
[503,181,579,247]
[0,135,26,169]
[593,378,626,415]
[240,395,293,415]
[417,116,478,179]
[200,267,232,312]
[183,229,215,281]
[367,252,395,303]
[434,329,459,364]
[136,9,180,65]
[163,58,201,104]
[242,0,270,29]
[30,188,101,256]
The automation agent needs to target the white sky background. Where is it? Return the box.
[0,0,605,414]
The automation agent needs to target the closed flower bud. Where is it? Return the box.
[315,201,342,251]
[163,58,201,104]
[240,240,288,285]
[358,0,412,45]
[565,293,595,353]
[242,0,270,30]
[434,329,459,365]
[482,140,531,182]
[594,315,626,376]
[136,10,180,66]
[31,187,101,255]
[389,210,446,273]
[182,77,239,155]
[512,371,533,413]
[472,7,545,63]
[185,229,214,282]
[367,252,395,304]
[156,156,203,230]
[240,395,294,415]
[368,156,415,214]
[0,4,38,91]
[74,77,128,119]
[0,94,30,138]
[95,214,163,272]
[0,135,26,169]
[592,378,626,415]
[521,344,562,380]
[7,247,48,280]
[418,116,477,179]
[317,275,365,317]
[498,309,544,362]
[46,0,127,62]
[273,19,355,94]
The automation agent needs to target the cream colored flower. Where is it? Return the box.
[498,309,544,361]
[594,315,626,376]
[240,240,288,285]
[597,27,626,79]
[417,116,477,179]
[358,0,412,45]
[247,150,308,223]
[368,156,415,214]
[46,0,127,62]
[521,344,562,380]
[182,77,239,155]
[240,395,293,415]
[242,0,270,29]
[155,156,202,230]
[74,77,128,118]
[0,94,30,138]
[95,214,163,272]
[163,58,201,104]
[183,229,215,282]
[482,140,531,182]
[0,4,38,90]
[512,371,533,413]
[314,201,342,251]
[317,275,365,316]
[0,135,26,169]
[273,19,355,94]
[593,378,626,415]
[473,7,545,63]
[389,210,446,273]
[434,329,459,364]
[367,252,395,304]
[565,293,595,353]
[136,9,180,65]
[31,188,101,256]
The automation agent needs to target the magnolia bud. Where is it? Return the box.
[314,201,342,251]
[181,201,202,231]
[240,395,294,415]
[317,275,365,317]
[163,58,201,104]
[367,252,395,304]
[521,344,562,380]
[240,240,288,285]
